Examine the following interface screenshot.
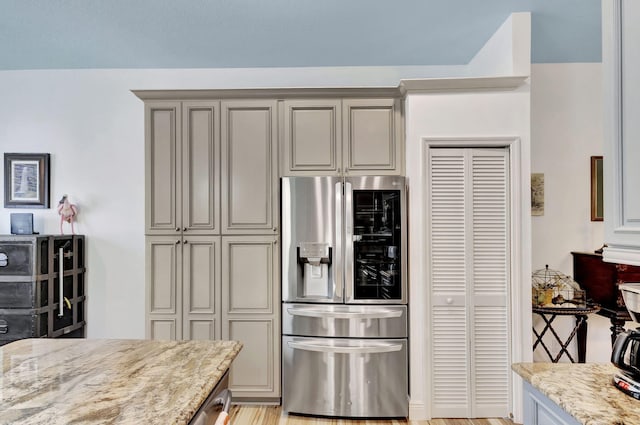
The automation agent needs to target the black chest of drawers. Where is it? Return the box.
[0,235,86,345]
[572,251,640,344]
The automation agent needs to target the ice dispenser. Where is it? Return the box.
[297,242,332,298]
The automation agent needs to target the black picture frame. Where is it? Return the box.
[591,155,603,221]
[4,153,50,208]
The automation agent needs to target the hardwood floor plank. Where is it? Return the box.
[229,406,516,425]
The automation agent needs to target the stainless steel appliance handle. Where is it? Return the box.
[344,181,353,301]
[288,341,403,354]
[287,307,402,319]
[213,389,232,414]
[335,181,343,300]
[58,247,64,317]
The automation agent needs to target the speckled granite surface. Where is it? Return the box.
[0,338,242,425]
[513,362,640,425]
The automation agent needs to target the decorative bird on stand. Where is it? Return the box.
[57,195,78,235]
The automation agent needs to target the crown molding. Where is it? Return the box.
[399,76,529,95]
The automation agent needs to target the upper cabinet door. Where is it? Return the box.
[603,0,640,264]
[342,98,403,176]
[182,101,221,235]
[146,102,182,235]
[221,100,279,234]
[282,99,342,175]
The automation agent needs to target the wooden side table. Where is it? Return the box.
[532,305,600,363]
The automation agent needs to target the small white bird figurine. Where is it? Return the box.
[58,195,78,235]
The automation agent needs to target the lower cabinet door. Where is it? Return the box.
[282,336,408,418]
[223,318,279,399]
[523,382,581,425]
[222,235,280,400]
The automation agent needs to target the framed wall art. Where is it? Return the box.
[4,153,50,208]
[591,156,603,221]
[531,173,544,216]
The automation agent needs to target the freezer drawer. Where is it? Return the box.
[283,303,407,338]
[282,336,408,418]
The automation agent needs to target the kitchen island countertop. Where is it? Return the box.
[0,338,242,425]
[512,362,640,425]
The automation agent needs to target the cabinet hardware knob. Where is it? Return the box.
[175,227,180,232]
[183,240,188,244]
[175,240,180,245]
[273,227,277,232]
[183,227,187,232]
[446,297,453,305]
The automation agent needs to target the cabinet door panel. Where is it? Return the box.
[183,102,220,234]
[222,236,277,314]
[182,236,221,339]
[222,100,278,234]
[149,318,178,340]
[603,0,640,261]
[283,99,341,174]
[146,102,182,234]
[223,319,279,397]
[146,237,181,315]
[343,98,402,175]
[621,1,640,223]
[183,236,221,339]
[187,320,218,341]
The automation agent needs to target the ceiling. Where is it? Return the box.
[0,0,601,71]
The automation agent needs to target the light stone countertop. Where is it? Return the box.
[0,338,242,425]
[512,362,640,425]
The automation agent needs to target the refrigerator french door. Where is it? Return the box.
[281,176,408,418]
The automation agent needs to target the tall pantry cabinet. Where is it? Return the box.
[143,96,280,400]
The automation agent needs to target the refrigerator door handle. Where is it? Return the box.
[287,341,403,354]
[344,181,353,302]
[286,307,402,319]
[335,181,343,300]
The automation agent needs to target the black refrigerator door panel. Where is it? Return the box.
[345,176,407,304]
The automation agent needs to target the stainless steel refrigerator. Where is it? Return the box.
[281,176,408,418]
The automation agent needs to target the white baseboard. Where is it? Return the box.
[409,400,428,420]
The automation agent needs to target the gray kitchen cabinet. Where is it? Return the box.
[182,236,222,340]
[281,97,403,176]
[282,99,342,174]
[145,101,220,236]
[523,383,580,425]
[221,100,279,234]
[146,236,182,340]
[343,98,403,174]
[221,235,280,400]
[603,0,640,265]
[146,235,222,341]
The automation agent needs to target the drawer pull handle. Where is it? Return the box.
[288,340,402,354]
[287,307,402,319]
[0,320,8,334]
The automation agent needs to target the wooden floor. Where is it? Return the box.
[229,406,518,425]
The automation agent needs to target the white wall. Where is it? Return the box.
[0,71,147,338]
[530,63,616,363]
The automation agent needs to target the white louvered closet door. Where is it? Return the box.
[429,148,510,418]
